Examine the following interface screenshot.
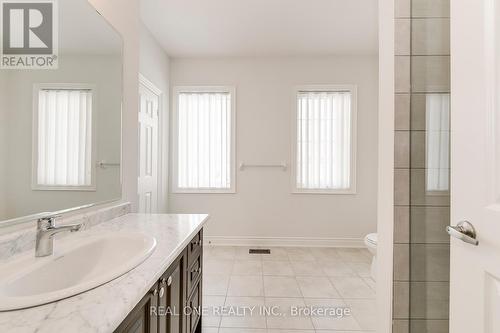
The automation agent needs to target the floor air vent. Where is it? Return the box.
[249,249,271,254]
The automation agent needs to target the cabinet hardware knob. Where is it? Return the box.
[167,276,173,286]
[159,287,165,298]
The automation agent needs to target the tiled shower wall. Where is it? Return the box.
[393,0,450,332]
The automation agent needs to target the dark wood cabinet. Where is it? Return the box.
[115,229,203,333]
[115,283,159,333]
[158,252,185,333]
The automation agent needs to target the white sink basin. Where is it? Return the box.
[0,232,156,311]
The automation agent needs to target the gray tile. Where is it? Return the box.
[204,275,230,296]
[393,319,409,333]
[296,276,340,298]
[411,244,450,281]
[410,131,426,168]
[410,319,449,333]
[204,259,234,275]
[395,19,411,55]
[393,282,410,319]
[410,282,449,319]
[395,56,411,93]
[411,92,451,130]
[410,169,450,206]
[412,0,450,18]
[395,131,410,168]
[202,328,219,333]
[265,298,314,330]
[262,260,294,276]
[394,169,410,206]
[227,276,264,297]
[394,206,410,243]
[330,276,375,299]
[394,244,410,281]
[411,206,450,243]
[232,260,263,275]
[263,276,302,297]
[202,295,225,327]
[219,329,265,333]
[395,94,411,130]
[304,298,362,330]
[345,299,377,331]
[410,94,427,130]
[322,261,357,277]
[220,297,267,328]
[412,56,450,93]
[412,19,450,55]
[395,0,411,18]
[291,261,325,276]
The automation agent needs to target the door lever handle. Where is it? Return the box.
[446,221,479,246]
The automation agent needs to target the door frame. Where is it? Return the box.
[377,0,395,332]
[139,74,166,213]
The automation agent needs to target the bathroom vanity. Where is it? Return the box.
[116,228,204,333]
[0,213,208,333]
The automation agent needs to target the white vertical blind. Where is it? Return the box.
[177,92,231,189]
[37,89,93,187]
[426,93,450,191]
[296,91,352,190]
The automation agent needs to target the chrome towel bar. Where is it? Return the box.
[239,162,287,171]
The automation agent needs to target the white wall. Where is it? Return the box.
[139,24,170,213]
[169,56,379,244]
[0,74,7,218]
[4,55,122,219]
[88,0,140,211]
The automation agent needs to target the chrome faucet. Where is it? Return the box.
[35,216,82,257]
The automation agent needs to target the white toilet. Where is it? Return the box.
[364,233,377,280]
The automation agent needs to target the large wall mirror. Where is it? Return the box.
[0,0,123,224]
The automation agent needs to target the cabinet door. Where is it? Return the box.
[185,280,202,333]
[158,253,185,333]
[115,283,159,333]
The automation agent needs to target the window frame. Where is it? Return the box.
[171,86,236,194]
[291,84,358,195]
[31,83,98,191]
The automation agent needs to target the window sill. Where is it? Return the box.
[32,185,97,192]
[292,189,357,195]
[172,189,236,194]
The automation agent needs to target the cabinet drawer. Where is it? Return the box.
[187,231,202,267]
[187,254,201,297]
[186,280,201,333]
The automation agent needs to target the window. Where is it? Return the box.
[293,85,357,194]
[426,93,450,192]
[33,84,96,190]
[172,86,235,193]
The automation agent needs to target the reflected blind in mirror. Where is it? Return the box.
[36,89,93,187]
[426,93,450,192]
[296,91,352,190]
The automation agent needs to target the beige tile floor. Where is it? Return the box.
[202,246,376,333]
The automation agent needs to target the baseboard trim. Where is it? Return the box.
[204,236,365,248]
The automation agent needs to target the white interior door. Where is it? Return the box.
[450,0,500,332]
[138,79,160,213]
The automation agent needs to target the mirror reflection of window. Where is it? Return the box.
[426,93,450,192]
[34,85,95,190]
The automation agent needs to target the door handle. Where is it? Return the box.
[446,221,479,246]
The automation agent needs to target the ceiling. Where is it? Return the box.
[140,0,378,58]
[59,0,122,55]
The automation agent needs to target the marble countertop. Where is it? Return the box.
[0,213,209,333]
